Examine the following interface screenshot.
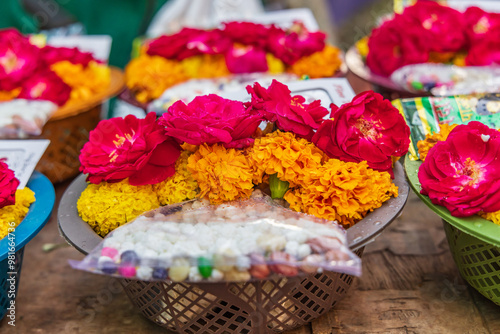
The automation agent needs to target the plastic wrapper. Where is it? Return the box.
[70,196,361,282]
[393,94,500,159]
[391,63,500,96]
[0,99,57,138]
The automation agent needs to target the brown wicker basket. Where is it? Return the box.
[35,67,125,183]
[59,163,409,333]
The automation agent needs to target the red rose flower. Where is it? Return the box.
[225,45,268,74]
[0,159,19,209]
[312,91,410,176]
[40,46,97,67]
[267,22,325,65]
[465,32,500,66]
[419,122,500,217]
[401,1,466,53]
[80,112,181,185]
[146,28,231,60]
[464,7,500,43]
[223,22,269,48]
[159,95,262,148]
[18,70,71,106]
[245,80,328,140]
[0,28,41,91]
[366,16,429,76]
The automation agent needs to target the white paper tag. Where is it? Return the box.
[48,35,112,63]
[0,140,50,188]
[222,78,356,110]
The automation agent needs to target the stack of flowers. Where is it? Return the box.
[0,28,110,107]
[417,122,500,225]
[0,160,35,240]
[358,1,500,76]
[125,21,343,104]
[77,80,410,237]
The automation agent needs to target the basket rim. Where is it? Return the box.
[58,163,408,255]
[0,172,55,261]
[405,156,500,247]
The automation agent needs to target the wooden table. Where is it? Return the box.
[1,73,499,333]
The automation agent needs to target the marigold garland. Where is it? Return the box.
[284,159,398,228]
[187,144,255,204]
[51,60,111,105]
[248,130,325,187]
[0,188,35,239]
[153,150,200,205]
[77,179,160,237]
[125,54,188,104]
[289,45,342,79]
[417,123,459,161]
[180,54,230,79]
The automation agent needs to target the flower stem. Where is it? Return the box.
[269,173,289,199]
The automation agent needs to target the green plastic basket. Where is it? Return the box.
[405,157,500,306]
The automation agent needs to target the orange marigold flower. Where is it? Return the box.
[0,88,20,102]
[284,159,398,228]
[479,210,500,225]
[125,54,187,104]
[288,45,342,78]
[187,143,255,204]
[247,130,325,187]
[417,123,458,161]
[51,60,110,105]
[180,54,229,79]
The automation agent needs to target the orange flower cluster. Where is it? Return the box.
[417,123,459,161]
[289,45,342,78]
[187,144,255,204]
[285,159,398,228]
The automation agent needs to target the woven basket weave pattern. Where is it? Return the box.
[443,221,500,305]
[120,249,363,333]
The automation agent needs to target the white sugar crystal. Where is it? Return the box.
[188,267,203,282]
[297,244,312,259]
[136,266,153,280]
[481,134,490,142]
[285,240,300,257]
[209,269,224,281]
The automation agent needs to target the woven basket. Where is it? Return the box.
[58,163,408,333]
[35,67,125,183]
[405,157,500,306]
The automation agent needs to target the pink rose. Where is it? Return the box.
[419,121,500,217]
[464,7,500,43]
[0,159,19,209]
[40,45,97,67]
[465,32,500,66]
[159,95,263,148]
[245,80,328,140]
[80,112,181,185]
[222,22,269,48]
[18,70,71,106]
[312,91,410,176]
[225,45,268,74]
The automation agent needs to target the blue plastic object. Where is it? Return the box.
[0,172,55,321]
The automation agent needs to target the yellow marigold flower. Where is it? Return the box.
[479,211,500,225]
[77,179,160,237]
[181,54,230,79]
[417,123,458,161]
[0,88,20,102]
[452,52,467,67]
[187,143,255,204]
[284,159,398,228]
[125,54,188,104]
[266,53,285,74]
[181,143,198,153]
[0,188,35,239]
[51,60,110,105]
[153,150,199,205]
[356,37,369,58]
[248,130,325,187]
[288,45,342,78]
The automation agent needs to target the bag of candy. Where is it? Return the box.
[0,99,57,138]
[70,196,361,282]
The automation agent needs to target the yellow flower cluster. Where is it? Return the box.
[187,144,255,204]
[0,88,20,102]
[479,211,500,225]
[0,188,35,240]
[51,60,111,105]
[356,37,369,58]
[248,130,325,187]
[180,54,229,79]
[125,54,188,104]
[289,45,342,78]
[285,159,398,228]
[417,123,458,161]
[77,179,160,237]
[153,150,199,205]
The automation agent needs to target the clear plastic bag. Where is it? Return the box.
[0,99,57,138]
[70,196,361,282]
